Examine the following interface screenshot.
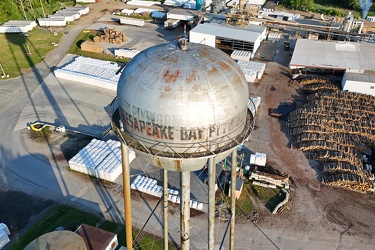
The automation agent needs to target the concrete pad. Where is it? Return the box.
[14,55,116,138]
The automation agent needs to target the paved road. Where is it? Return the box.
[2,1,374,250]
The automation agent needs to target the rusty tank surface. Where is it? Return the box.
[115,41,253,171]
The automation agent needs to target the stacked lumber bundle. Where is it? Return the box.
[298,76,336,85]
[302,82,340,92]
[287,78,375,193]
[94,28,126,44]
[322,173,373,193]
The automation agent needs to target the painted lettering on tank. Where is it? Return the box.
[123,102,246,141]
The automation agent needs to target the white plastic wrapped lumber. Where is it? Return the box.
[231,50,251,61]
[5,20,37,28]
[196,202,203,210]
[68,138,131,182]
[127,0,159,6]
[56,10,81,20]
[260,11,300,20]
[120,17,145,26]
[163,0,185,6]
[37,18,67,27]
[248,96,261,116]
[0,26,29,33]
[0,230,10,249]
[54,56,121,90]
[115,49,140,58]
[121,9,135,15]
[134,8,157,14]
[64,6,90,15]
[0,224,10,235]
[170,195,177,203]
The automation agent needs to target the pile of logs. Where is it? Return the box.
[322,173,373,193]
[298,76,340,92]
[287,78,375,193]
[302,82,340,92]
[93,28,126,44]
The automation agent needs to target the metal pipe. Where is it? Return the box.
[180,171,190,250]
[208,155,215,250]
[121,142,133,250]
[229,149,237,250]
[164,169,169,250]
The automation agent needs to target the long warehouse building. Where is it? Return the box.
[290,39,375,96]
[189,22,267,57]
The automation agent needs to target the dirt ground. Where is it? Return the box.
[244,39,375,246]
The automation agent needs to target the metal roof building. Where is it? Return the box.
[289,39,375,71]
[189,23,266,55]
[342,72,375,96]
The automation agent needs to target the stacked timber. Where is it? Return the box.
[322,173,374,193]
[287,78,375,193]
[94,28,126,44]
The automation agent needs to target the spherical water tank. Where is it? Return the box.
[117,42,253,171]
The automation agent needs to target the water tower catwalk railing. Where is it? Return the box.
[111,107,254,170]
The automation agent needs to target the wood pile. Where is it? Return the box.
[322,173,373,193]
[288,77,375,193]
[94,28,126,44]
[298,76,340,92]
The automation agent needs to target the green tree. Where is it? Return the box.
[282,0,314,11]
[349,0,361,11]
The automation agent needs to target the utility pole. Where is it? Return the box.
[121,143,133,250]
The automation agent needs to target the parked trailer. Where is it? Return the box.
[120,17,145,27]
[164,19,180,29]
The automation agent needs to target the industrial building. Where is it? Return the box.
[189,22,266,56]
[290,39,375,96]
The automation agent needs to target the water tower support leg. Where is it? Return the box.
[180,171,190,250]
[230,149,237,250]
[163,169,169,250]
[121,143,133,250]
[208,156,215,250]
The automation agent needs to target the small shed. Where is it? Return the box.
[75,224,118,250]
[228,178,244,200]
[250,152,267,166]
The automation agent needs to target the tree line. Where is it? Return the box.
[280,0,374,17]
[0,0,75,24]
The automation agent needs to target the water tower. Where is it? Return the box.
[111,40,254,250]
